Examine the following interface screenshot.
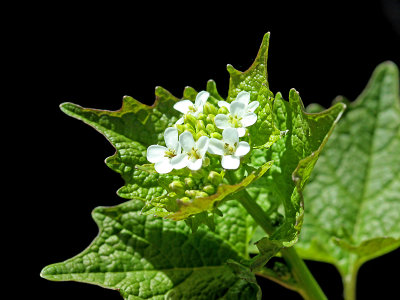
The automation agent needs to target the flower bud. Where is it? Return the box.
[176,124,185,133]
[203,157,210,167]
[184,114,198,128]
[206,114,215,124]
[195,130,208,140]
[195,191,209,198]
[195,120,206,132]
[169,180,185,194]
[218,106,229,114]
[185,189,198,197]
[203,185,215,195]
[184,177,195,188]
[179,197,191,203]
[206,124,216,134]
[208,171,222,186]
[211,132,222,139]
[203,102,218,115]
[197,113,206,121]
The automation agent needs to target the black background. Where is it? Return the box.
[18,1,400,299]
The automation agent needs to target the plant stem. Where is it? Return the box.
[239,191,327,300]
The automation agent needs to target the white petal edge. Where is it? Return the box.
[222,127,239,146]
[230,101,246,117]
[154,158,173,174]
[196,136,209,156]
[179,131,195,152]
[173,100,193,114]
[221,155,240,170]
[195,91,210,108]
[171,153,189,170]
[237,127,246,137]
[164,127,179,151]
[188,158,203,171]
[241,112,257,127]
[147,145,167,163]
[176,117,184,125]
[214,114,230,129]
[217,101,231,110]
[208,138,225,155]
[234,141,250,157]
[247,101,259,112]
[235,91,250,106]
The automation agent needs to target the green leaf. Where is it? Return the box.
[296,62,400,298]
[41,199,261,300]
[245,90,346,248]
[60,87,181,201]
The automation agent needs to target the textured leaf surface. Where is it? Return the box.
[296,62,400,296]
[41,200,260,300]
[245,90,346,247]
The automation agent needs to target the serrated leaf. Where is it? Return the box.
[296,61,400,298]
[41,200,260,300]
[245,89,346,248]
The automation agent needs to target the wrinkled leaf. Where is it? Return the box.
[296,62,400,298]
[41,200,260,300]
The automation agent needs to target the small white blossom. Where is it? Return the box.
[215,91,259,137]
[173,91,210,124]
[147,127,181,174]
[208,128,250,170]
[171,131,209,171]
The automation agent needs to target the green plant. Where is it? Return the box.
[41,33,399,300]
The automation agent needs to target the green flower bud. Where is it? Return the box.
[169,180,185,194]
[206,124,216,134]
[206,114,215,124]
[211,132,222,139]
[203,102,218,115]
[176,124,185,133]
[179,197,191,203]
[195,130,208,140]
[185,189,198,197]
[203,184,215,195]
[208,171,222,186]
[218,106,229,114]
[184,114,198,128]
[203,157,210,167]
[195,191,209,198]
[184,177,195,188]
[197,113,206,121]
[195,120,206,132]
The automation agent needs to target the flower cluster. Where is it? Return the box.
[146,91,259,174]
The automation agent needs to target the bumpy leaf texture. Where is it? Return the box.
[296,62,400,297]
[41,200,260,299]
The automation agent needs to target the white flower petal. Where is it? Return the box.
[147,145,167,163]
[222,127,239,146]
[221,155,240,170]
[176,117,184,125]
[237,127,246,137]
[171,153,189,169]
[164,127,179,151]
[214,114,230,129]
[235,91,250,106]
[154,158,173,174]
[241,112,257,127]
[196,136,209,156]
[195,91,210,108]
[247,101,259,112]
[173,100,194,114]
[234,141,250,157]
[208,138,225,155]
[179,131,195,152]
[188,158,203,171]
[217,101,231,110]
[230,101,246,117]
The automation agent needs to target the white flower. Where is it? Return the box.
[146,127,181,174]
[208,128,250,170]
[214,91,258,137]
[171,131,209,171]
[173,91,210,124]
